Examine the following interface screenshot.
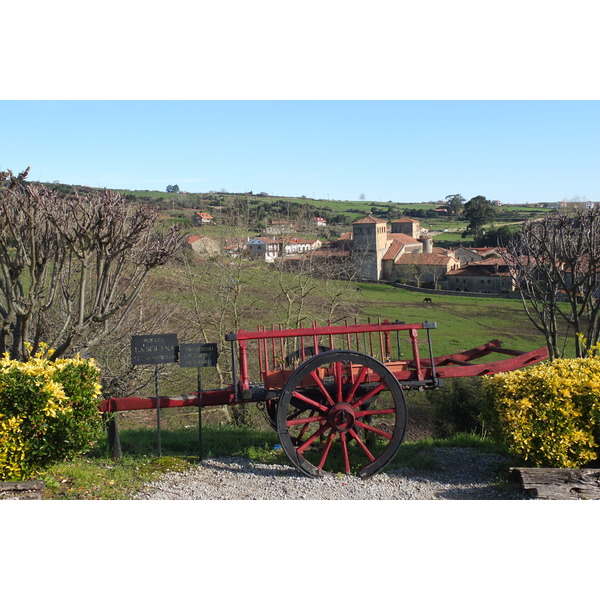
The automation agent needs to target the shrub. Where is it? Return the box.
[0,347,104,480]
[482,357,600,467]
[426,377,486,438]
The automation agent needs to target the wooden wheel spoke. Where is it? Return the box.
[289,410,322,443]
[357,407,397,417]
[296,422,332,453]
[349,429,376,462]
[340,432,351,474]
[291,390,329,413]
[334,361,344,403]
[344,365,369,404]
[309,370,335,406]
[351,382,386,408]
[287,414,323,427]
[354,419,393,440]
[289,406,310,420]
[317,431,336,470]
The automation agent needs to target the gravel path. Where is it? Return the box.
[132,447,526,500]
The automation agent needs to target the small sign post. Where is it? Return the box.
[131,334,179,457]
[179,343,219,462]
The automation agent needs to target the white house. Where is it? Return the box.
[311,216,327,227]
[283,237,321,255]
[246,237,281,262]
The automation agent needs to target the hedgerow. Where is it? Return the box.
[0,346,103,481]
[482,357,600,468]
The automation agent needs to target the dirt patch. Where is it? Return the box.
[404,404,436,441]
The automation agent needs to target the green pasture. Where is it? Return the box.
[147,260,553,361]
[355,283,549,356]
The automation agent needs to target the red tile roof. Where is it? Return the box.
[383,239,405,261]
[354,216,387,224]
[395,253,454,266]
[387,233,420,244]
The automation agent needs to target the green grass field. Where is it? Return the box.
[355,283,547,356]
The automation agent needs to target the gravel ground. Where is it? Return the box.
[132,447,526,500]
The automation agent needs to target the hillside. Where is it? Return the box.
[38,181,553,245]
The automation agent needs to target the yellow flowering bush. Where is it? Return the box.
[0,416,28,480]
[482,357,600,467]
[0,346,103,480]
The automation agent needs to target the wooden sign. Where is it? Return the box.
[131,334,179,365]
[179,343,218,368]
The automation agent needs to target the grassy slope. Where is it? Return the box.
[113,187,552,240]
[355,282,546,355]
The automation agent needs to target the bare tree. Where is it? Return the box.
[267,245,362,328]
[0,168,183,360]
[500,207,600,359]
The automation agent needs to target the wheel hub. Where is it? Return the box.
[327,403,356,432]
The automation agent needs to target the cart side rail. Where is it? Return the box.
[226,319,437,391]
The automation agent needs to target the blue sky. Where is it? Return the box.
[1,100,599,204]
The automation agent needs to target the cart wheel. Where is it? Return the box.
[276,350,407,478]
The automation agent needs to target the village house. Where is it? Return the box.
[446,256,515,294]
[246,236,322,262]
[192,211,214,226]
[282,237,322,254]
[311,216,327,227]
[221,239,248,257]
[453,246,502,267]
[304,243,351,264]
[246,237,281,262]
[264,220,295,235]
[186,235,221,256]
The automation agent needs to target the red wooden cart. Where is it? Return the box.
[100,319,548,478]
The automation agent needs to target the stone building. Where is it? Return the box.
[453,246,502,268]
[390,218,421,238]
[446,257,514,293]
[264,220,294,235]
[186,235,221,256]
[351,216,390,280]
[350,215,457,286]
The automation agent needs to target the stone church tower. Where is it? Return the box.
[391,218,421,238]
[352,216,388,280]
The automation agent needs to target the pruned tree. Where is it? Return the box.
[500,207,600,359]
[0,167,183,361]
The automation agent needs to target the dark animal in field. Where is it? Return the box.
[423,297,432,304]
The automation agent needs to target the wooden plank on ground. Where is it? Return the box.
[0,480,45,500]
[510,467,600,500]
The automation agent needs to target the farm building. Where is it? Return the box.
[186,235,221,256]
[446,256,515,293]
